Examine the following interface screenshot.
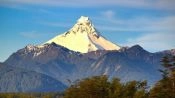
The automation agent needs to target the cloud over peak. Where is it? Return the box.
[1,0,175,11]
[122,32,175,52]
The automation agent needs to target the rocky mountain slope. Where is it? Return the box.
[0,16,174,92]
[0,63,66,92]
[3,43,173,90]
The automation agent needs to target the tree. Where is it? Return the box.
[64,75,110,98]
[64,75,147,98]
[108,78,122,98]
[134,80,148,98]
[149,56,175,98]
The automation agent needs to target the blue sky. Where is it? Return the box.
[0,0,175,62]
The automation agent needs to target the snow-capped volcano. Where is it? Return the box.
[46,16,120,53]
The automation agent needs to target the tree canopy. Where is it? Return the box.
[149,56,175,98]
[64,75,148,98]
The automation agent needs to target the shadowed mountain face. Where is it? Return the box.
[4,43,95,86]
[2,43,174,92]
[0,63,67,92]
[86,45,163,85]
[1,16,174,92]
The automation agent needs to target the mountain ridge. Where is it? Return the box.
[46,16,120,53]
[0,16,174,92]
[3,43,174,87]
[0,63,66,92]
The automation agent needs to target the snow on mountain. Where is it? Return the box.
[46,16,120,53]
[2,16,174,92]
[4,44,168,88]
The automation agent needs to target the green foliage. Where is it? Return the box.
[0,92,63,98]
[65,75,110,98]
[108,78,123,98]
[64,75,148,98]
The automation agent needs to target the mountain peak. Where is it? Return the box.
[77,16,91,24]
[45,16,121,53]
[70,16,97,36]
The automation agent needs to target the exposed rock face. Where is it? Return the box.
[1,16,174,92]
[3,43,173,92]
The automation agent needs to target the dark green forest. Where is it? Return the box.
[0,56,175,98]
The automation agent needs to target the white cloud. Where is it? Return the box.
[1,0,175,11]
[91,12,175,52]
[19,31,42,39]
[121,32,175,52]
[101,10,115,19]
[40,21,72,28]
[93,15,175,32]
